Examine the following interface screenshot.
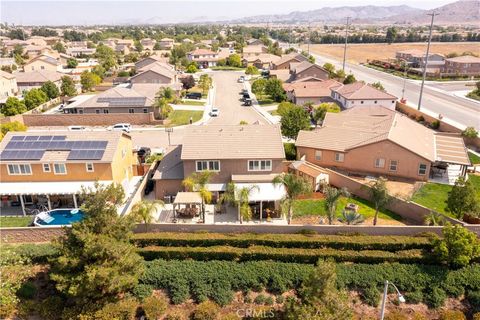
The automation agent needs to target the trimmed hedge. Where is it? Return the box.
[138,245,430,264]
[139,259,480,308]
[133,232,432,252]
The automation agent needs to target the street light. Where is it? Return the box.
[380,280,405,320]
[165,127,173,146]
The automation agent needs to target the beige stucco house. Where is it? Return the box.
[0,70,18,100]
[24,55,63,72]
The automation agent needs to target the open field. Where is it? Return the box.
[302,42,480,64]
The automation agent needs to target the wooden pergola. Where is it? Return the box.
[172,192,202,220]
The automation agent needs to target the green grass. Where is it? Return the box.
[0,216,33,228]
[469,151,480,164]
[167,110,203,126]
[179,100,205,106]
[210,66,245,71]
[466,90,480,101]
[292,196,402,222]
[256,94,276,106]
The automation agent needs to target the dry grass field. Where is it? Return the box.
[300,42,480,64]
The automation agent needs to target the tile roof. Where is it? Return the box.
[15,70,63,83]
[152,145,184,180]
[273,53,308,67]
[0,70,15,80]
[285,79,342,98]
[0,131,128,163]
[181,125,285,160]
[27,54,60,66]
[446,55,480,63]
[242,45,268,54]
[136,61,176,79]
[188,49,217,56]
[242,53,281,63]
[332,82,397,100]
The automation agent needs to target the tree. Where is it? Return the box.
[264,78,286,102]
[53,42,66,54]
[1,97,27,116]
[60,76,77,97]
[432,224,480,268]
[180,75,195,90]
[66,58,78,69]
[369,177,390,226]
[284,260,352,320]
[323,185,350,225]
[198,74,212,94]
[226,54,242,68]
[182,171,215,222]
[370,82,385,92]
[245,65,259,75]
[280,106,310,139]
[40,81,60,99]
[272,173,312,224]
[50,182,144,307]
[386,27,398,44]
[80,71,101,92]
[446,177,479,219]
[153,97,173,120]
[251,78,267,95]
[322,63,336,78]
[312,103,341,125]
[186,62,198,73]
[219,182,258,224]
[343,74,356,84]
[24,88,48,110]
[335,69,346,79]
[92,65,106,79]
[131,200,163,232]
[134,40,143,53]
[424,211,445,226]
[95,44,117,71]
[277,101,297,117]
[158,86,175,102]
[462,127,478,138]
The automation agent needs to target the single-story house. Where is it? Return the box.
[331,82,397,110]
[284,79,342,105]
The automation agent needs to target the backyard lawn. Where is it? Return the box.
[0,216,33,228]
[292,196,403,223]
[167,110,203,126]
[411,174,480,215]
[469,151,480,164]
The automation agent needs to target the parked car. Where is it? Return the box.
[68,125,86,131]
[244,98,252,106]
[242,93,250,101]
[237,76,245,83]
[111,123,131,133]
[209,108,219,117]
[144,179,154,195]
[185,92,202,100]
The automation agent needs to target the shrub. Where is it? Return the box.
[133,284,153,301]
[2,244,59,264]
[265,296,274,306]
[142,295,168,320]
[254,294,267,305]
[283,142,296,161]
[431,120,440,129]
[276,295,285,304]
[474,313,480,320]
[406,290,423,304]
[94,297,138,320]
[468,290,480,313]
[462,126,478,138]
[16,281,36,299]
[165,310,188,320]
[193,300,219,320]
[438,310,466,320]
[37,296,65,320]
[361,286,380,307]
[385,310,408,320]
[432,224,480,268]
[425,287,446,309]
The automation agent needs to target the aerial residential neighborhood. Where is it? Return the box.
[0,0,480,319]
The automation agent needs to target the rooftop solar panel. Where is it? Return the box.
[52,136,66,141]
[11,136,25,141]
[38,136,54,141]
[24,136,39,141]
[67,149,105,160]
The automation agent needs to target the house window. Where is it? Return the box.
[196,160,220,172]
[418,163,427,175]
[78,109,84,114]
[143,108,148,113]
[95,109,100,114]
[335,153,345,162]
[315,150,322,161]
[86,163,94,172]
[103,109,109,114]
[374,100,378,104]
[361,101,364,104]
[41,66,45,70]
[129,108,135,114]
[248,160,272,171]
[374,158,385,168]
[53,163,67,175]
[7,164,32,175]
[389,160,398,172]
[43,163,51,172]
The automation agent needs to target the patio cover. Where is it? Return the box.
[434,133,471,166]
[0,181,113,195]
[234,183,286,202]
[173,192,202,204]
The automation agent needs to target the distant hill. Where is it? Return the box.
[229,0,479,25]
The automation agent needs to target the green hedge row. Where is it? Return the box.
[138,259,480,308]
[133,232,432,252]
[138,245,431,264]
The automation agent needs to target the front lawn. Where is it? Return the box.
[210,66,245,71]
[167,110,203,126]
[292,196,402,222]
[0,216,33,228]
[255,94,276,106]
[468,151,480,164]
[179,100,206,106]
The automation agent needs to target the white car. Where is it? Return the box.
[237,77,244,83]
[68,125,86,131]
[111,123,131,133]
[209,108,219,117]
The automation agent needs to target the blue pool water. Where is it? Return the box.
[36,209,85,226]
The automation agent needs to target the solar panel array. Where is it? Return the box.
[97,97,146,107]
[0,135,108,161]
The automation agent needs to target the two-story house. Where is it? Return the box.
[15,70,64,91]
[24,54,63,72]
[441,55,480,76]
[289,61,329,82]
[331,82,397,110]
[153,125,287,220]
[158,38,174,50]
[130,61,177,84]
[0,131,137,215]
[0,70,18,100]
[187,49,219,68]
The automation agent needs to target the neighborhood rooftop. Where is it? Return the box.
[332,82,398,100]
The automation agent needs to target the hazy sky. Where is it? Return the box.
[1,0,454,25]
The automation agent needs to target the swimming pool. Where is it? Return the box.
[34,208,85,226]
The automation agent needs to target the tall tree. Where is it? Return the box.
[446,177,479,219]
[182,171,215,222]
[1,97,27,116]
[265,78,286,102]
[219,182,258,224]
[180,75,195,90]
[386,27,398,45]
[226,54,242,68]
[80,71,101,92]
[60,76,77,97]
[40,81,60,99]
[369,177,390,226]
[273,173,312,224]
[280,106,310,139]
[50,182,144,308]
[95,44,117,71]
[323,185,350,225]
[24,88,48,110]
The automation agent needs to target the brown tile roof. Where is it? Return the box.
[0,131,129,163]
[242,53,281,63]
[134,61,176,79]
[152,145,184,180]
[77,84,160,109]
[0,70,15,80]
[269,69,291,82]
[26,54,60,66]
[291,61,327,75]
[188,49,217,56]
[284,79,342,98]
[273,53,308,68]
[446,55,480,63]
[332,82,397,100]
[296,106,437,162]
[181,125,285,160]
[242,45,268,54]
[15,70,63,83]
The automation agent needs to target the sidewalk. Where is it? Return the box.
[243,81,279,124]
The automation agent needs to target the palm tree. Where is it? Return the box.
[339,210,365,225]
[424,211,445,226]
[131,200,164,232]
[369,177,391,226]
[219,182,259,224]
[323,185,350,225]
[182,171,215,222]
[272,173,312,225]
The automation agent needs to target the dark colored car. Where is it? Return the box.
[137,147,151,158]
[242,93,250,101]
[185,92,202,100]
[144,180,154,195]
[244,98,252,106]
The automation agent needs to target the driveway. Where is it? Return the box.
[206,71,266,125]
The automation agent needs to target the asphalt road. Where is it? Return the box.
[305,49,480,130]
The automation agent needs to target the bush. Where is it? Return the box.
[474,313,480,320]
[425,287,447,309]
[37,296,65,320]
[275,295,285,304]
[438,310,466,320]
[2,244,58,264]
[133,284,153,301]
[283,142,296,160]
[432,224,480,268]
[468,290,480,313]
[385,310,408,320]
[254,294,267,305]
[265,296,274,306]
[16,281,36,299]
[193,300,219,320]
[94,297,139,320]
[142,295,168,320]
[165,310,188,320]
[431,120,440,129]
[406,290,423,304]
[361,286,380,307]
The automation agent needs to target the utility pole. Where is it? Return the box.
[342,17,351,72]
[418,12,438,111]
[307,23,311,55]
